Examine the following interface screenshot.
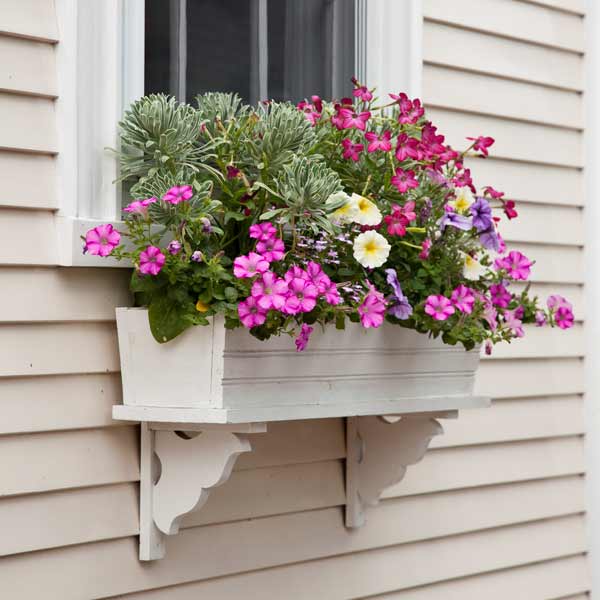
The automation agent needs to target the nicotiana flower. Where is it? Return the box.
[495,251,532,280]
[342,138,364,161]
[503,199,518,220]
[419,238,432,260]
[233,252,270,278]
[162,185,193,205]
[395,133,421,161]
[338,108,371,130]
[391,168,419,193]
[450,187,475,213]
[238,296,267,328]
[385,269,413,320]
[353,85,373,102]
[424,295,455,321]
[84,224,121,257]
[462,253,485,281]
[390,93,424,124]
[139,245,166,276]
[249,222,277,241]
[352,193,382,226]
[295,323,314,352]
[256,237,285,262]
[467,135,495,157]
[470,197,493,232]
[353,230,391,268]
[365,131,392,153]
[384,201,416,237]
[451,285,475,314]
[252,271,289,310]
[358,284,387,328]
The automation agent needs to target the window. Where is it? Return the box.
[54,0,422,266]
[144,0,355,104]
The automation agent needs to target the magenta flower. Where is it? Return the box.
[233,252,270,278]
[338,108,371,130]
[421,122,446,155]
[123,197,157,216]
[365,131,392,153]
[483,186,504,199]
[191,250,203,262]
[249,222,277,241]
[495,251,532,280]
[451,285,475,314]
[226,165,241,179]
[256,237,285,262]
[503,200,518,220]
[238,296,267,329]
[324,282,342,305]
[389,93,424,125]
[424,295,455,321]
[395,133,422,161]
[555,306,574,330]
[358,284,387,329]
[305,261,331,294]
[453,168,474,191]
[383,202,416,237]
[251,271,289,310]
[139,245,166,276]
[295,323,314,352]
[535,311,547,327]
[353,85,373,102]
[504,309,524,338]
[419,238,432,260]
[391,168,419,193]
[547,295,572,311]
[467,135,495,157]
[341,138,364,161]
[297,100,322,126]
[84,224,121,257]
[283,277,318,315]
[490,283,511,308]
[162,185,193,205]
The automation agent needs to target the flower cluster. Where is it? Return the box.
[84,84,573,351]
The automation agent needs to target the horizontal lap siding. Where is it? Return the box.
[0,1,589,599]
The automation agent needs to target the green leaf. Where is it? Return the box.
[224,211,247,224]
[148,295,192,343]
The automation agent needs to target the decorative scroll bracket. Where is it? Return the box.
[139,421,267,560]
[345,413,453,528]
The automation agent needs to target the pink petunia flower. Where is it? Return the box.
[504,309,524,338]
[547,295,573,311]
[295,323,314,352]
[365,131,392,153]
[324,282,342,305]
[84,224,121,257]
[358,284,387,329]
[167,240,182,255]
[256,237,285,262]
[341,138,364,161]
[490,283,511,308]
[424,295,455,321]
[391,168,419,193]
[555,306,574,329]
[139,245,166,276]
[535,311,547,327]
[162,185,193,205]
[249,222,277,241]
[233,252,270,278]
[451,285,475,314]
[338,108,371,130]
[495,251,532,280]
[123,197,157,216]
[283,277,318,315]
[238,296,268,329]
[251,271,289,310]
[305,262,331,294]
[467,135,495,157]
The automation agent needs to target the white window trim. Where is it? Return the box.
[54,0,422,268]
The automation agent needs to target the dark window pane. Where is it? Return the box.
[145,0,172,95]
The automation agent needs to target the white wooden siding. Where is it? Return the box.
[0,1,589,598]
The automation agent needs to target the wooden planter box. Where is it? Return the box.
[113,307,483,424]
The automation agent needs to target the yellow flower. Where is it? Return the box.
[353,230,391,268]
[196,300,210,312]
[450,187,475,214]
[462,253,485,281]
[352,193,382,226]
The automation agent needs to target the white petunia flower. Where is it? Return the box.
[330,192,359,223]
[450,187,475,214]
[462,252,485,281]
[351,193,382,226]
[353,230,391,268]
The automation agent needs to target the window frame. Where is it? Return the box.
[54,0,422,267]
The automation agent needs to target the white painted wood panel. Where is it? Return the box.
[423,21,583,90]
[0,93,56,153]
[0,267,131,322]
[0,208,57,265]
[0,151,57,208]
[0,0,58,42]
[0,515,586,598]
[116,554,591,600]
[424,0,584,52]
[0,35,56,97]
[428,107,583,167]
[521,0,585,15]
[467,158,583,207]
[424,64,583,128]
[509,243,583,284]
